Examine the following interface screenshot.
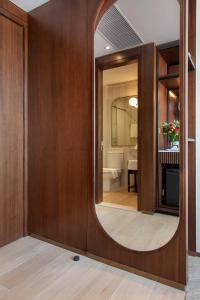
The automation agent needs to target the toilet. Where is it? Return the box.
[103,151,124,192]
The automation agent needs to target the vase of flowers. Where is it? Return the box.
[162,120,180,150]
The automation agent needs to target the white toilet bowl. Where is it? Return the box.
[103,151,124,192]
[103,168,122,192]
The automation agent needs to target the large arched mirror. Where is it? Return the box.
[94,0,180,251]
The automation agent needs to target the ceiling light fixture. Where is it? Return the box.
[105,45,111,50]
[129,97,138,108]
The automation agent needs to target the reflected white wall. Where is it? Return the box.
[196,0,200,251]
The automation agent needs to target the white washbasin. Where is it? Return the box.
[128,160,137,170]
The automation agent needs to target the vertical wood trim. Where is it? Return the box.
[95,66,103,204]
[188,0,196,252]
[140,44,157,213]
[0,0,27,25]
[23,25,28,236]
[0,13,26,245]
[179,0,189,281]
[0,1,28,242]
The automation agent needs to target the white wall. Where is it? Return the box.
[196,0,200,251]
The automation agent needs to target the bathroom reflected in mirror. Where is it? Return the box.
[111,95,138,147]
[108,62,138,147]
[94,0,180,251]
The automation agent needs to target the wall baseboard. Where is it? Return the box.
[30,234,86,256]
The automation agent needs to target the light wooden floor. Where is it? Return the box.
[0,237,185,300]
[186,256,200,299]
[103,190,137,210]
[96,205,179,251]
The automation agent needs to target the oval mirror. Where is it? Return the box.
[94,0,180,251]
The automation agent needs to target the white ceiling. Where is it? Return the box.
[95,33,117,58]
[10,0,49,12]
[95,0,180,57]
[103,62,138,86]
[116,0,180,45]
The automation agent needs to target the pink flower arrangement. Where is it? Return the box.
[162,120,180,143]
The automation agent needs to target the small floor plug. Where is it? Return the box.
[73,256,80,262]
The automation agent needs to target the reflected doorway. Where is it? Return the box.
[95,56,140,212]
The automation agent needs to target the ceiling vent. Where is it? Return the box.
[97,5,143,51]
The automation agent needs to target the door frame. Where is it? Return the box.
[0,3,28,244]
[95,43,157,213]
[188,0,196,254]
[95,46,141,209]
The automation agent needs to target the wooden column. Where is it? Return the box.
[188,0,196,253]
[139,44,157,213]
[0,1,28,246]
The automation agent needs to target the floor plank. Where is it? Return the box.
[0,237,186,300]
[96,205,179,251]
[186,256,200,299]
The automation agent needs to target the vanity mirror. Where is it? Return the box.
[111,95,138,147]
[94,0,180,251]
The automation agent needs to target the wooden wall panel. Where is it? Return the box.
[188,69,196,251]
[158,83,168,149]
[95,67,103,204]
[0,0,27,24]
[0,14,24,246]
[28,0,188,286]
[28,0,90,250]
[188,0,196,252]
[139,44,157,213]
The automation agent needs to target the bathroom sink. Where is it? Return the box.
[128,160,137,170]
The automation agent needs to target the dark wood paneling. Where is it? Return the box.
[95,67,103,204]
[158,45,179,66]
[188,0,196,252]
[0,14,24,246]
[158,53,168,76]
[28,0,188,286]
[0,0,27,25]
[188,141,196,250]
[28,0,89,250]
[168,64,180,74]
[188,0,196,62]
[139,44,157,213]
[158,83,168,149]
[158,53,168,150]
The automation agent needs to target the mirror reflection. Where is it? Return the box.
[111,95,138,147]
[94,0,180,251]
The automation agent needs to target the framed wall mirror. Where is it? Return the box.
[111,95,138,147]
[94,0,181,252]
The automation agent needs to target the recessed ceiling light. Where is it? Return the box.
[105,45,111,50]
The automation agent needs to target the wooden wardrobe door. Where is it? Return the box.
[0,14,24,246]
